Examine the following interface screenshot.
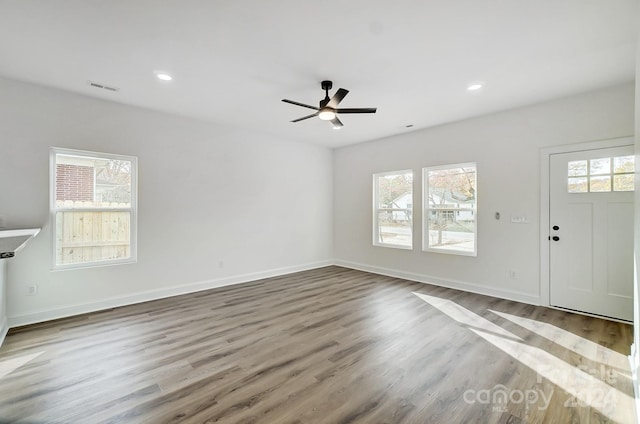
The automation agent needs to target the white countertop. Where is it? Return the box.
[0,228,41,259]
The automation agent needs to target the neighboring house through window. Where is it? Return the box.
[51,148,137,269]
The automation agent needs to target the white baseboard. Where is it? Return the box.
[7,260,333,328]
[0,315,8,348]
[6,259,544,329]
[334,260,541,306]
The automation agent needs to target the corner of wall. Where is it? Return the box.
[0,316,7,349]
[0,260,7,348]
[631,342,640,423]
[633,14,640,422]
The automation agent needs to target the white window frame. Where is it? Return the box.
[373,169,413,250]
[422,162,477,256]
[50,147,138,270]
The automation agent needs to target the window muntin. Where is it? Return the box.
[568,155,634,193]
[423,163,477,256]
[373,170,413,249]
[51,148,137,269]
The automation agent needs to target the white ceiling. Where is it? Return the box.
[0,1,636,148]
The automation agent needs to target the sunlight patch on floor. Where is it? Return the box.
[489,309,630,372]
[412,292,522,341]
[0,351,44,379]
[413,292,635,423]
[472,328,634,423]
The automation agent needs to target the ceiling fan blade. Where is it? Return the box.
[327,88,349,108]
[291,112,318,123]
[330,116,344,128]
[282,99,319,111]
[336,107,377,114]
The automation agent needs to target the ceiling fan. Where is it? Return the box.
[282,80,377,129]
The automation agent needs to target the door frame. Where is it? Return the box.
[539,136,634,312]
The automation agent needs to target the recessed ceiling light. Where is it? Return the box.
[467,83,483,91]
[156,73,173,81]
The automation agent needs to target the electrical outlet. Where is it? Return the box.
[509,270,517,280]
[218,261,224,269]
[27,285,38,296]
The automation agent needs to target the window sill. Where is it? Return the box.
[52,257,137,272]
[373,243,413,250]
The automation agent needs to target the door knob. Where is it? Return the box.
[552,225,559,231]
[552,236,560,241]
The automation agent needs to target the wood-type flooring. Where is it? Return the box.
[0,266,634,423]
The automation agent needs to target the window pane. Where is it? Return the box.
[376,210,412,247]
[568,177,588,193]
[613,155,634,174]
[376,172,413,209]
[613,174,634,192]
[589,176,611,192]
[568,160,587,177]
[427,210,475,253]
[589,158,610,175]
[56,154,133,209]
[55,211,131,265]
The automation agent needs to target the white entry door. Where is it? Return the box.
[549,145,634,321]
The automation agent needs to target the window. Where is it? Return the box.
[423,163,477,256]
[568,155,635,193]
[51,148,137,269]
[373,170,413,249]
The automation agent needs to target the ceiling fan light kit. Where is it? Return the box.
[318,108,336,121]
[282,80,377,129]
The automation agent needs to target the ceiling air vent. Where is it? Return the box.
[87,81,119,92]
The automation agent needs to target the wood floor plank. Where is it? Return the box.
[0,266,634,423]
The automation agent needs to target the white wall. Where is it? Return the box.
[333,83,635,304]
[0,77,333,326]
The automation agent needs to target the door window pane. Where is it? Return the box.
[613,156,634,174]
[589,176,611,192]
[568,160,587,176]
[613,175,634,192]
[568,177,588,193]
[589,158,610,175]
